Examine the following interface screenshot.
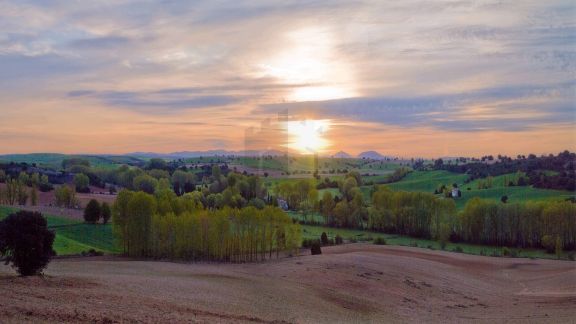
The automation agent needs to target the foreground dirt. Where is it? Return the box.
[1,244,574,323]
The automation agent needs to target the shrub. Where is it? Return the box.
[310,241,322,255]
[541,235,555,253]
[320,232,329,246]
[452,246,463,253]
[502,247,511,257]
[440,240,447,250]
[84,199,101,223]
[410,241,418,247]
[0,211,55,276]
[374,237,387,245]
[335,235,343,245]
[81,249,103,257]
[555,236,562,259]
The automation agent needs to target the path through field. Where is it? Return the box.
[1,244,574,323]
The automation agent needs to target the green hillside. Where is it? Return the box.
[0,206,118,256]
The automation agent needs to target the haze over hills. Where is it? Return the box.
[331,151,352,158]
[358,151,390,160]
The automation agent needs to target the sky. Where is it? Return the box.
[0,0,574,157]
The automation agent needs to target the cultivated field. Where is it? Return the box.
[1,244,574,323]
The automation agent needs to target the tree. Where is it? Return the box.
[0,211,55,276]
[84,199,101,223]
[310,240,322,255]
[54,185,77,208]
[133,174,158,194]
[16,181,28,205]
[555,235,563,259]
[74,173,90,193]
[320,232,329,245]
[146,158,167,170]
[30,186,38,206]
[100,202,111,224]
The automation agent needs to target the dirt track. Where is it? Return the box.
[1,244,574,323]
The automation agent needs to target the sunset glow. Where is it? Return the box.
[286,120,331,154]
[0,1,573,157]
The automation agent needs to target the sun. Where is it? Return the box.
[286,120,330,154]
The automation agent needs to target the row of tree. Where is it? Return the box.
[367,186,576,250]
[111,190,301,261]
[0,178,39,206]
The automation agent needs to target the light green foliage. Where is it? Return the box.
[133,174,158,194]
[460,198,575,249]
[147,169,170,180]
[73,173,90,192]
[369,186,457,239]
[112,190,300,261]
[54,185,78,208]
[30,186,38,206]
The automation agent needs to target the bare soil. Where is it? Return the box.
[1,244,574,323]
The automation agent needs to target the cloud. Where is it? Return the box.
[0,0,574,154]
[258,82,576,132]
[67,90,242,113]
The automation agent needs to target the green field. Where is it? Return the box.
[0,206,118,256]
[363,170,574,209]
[0,153,144,169]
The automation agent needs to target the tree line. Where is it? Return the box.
[367,186,575,251]
[111,189,301,261]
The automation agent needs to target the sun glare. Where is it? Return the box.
[258,27,357,102]
[286,119,331,154]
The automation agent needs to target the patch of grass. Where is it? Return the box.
[1,206,117,255]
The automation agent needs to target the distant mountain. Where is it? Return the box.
[332,151,352,158]
[357,151,388,160]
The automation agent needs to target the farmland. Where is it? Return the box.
[1,244,574,323]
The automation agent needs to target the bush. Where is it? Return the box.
[0,211,55,276]
[84,199,101,223]
[452,246,463,253]
[502,247,511,257]
[374,237,387,245]
[541,235,555,253]
[81,249,103,257]
[310,241,322,255]
[320,232,329,246]
[440,240,447,250]
[335,235,343,245]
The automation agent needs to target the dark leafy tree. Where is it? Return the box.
[320,232,329,245]
[84,199,101,223]
[0,211,55,276]
[310,240,322,255]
